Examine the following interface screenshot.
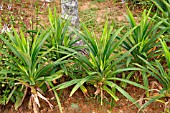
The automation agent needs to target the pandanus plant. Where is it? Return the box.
[47,7,83,57]
[151,0,170,34]
[135,39,170,112]
[118,7,168,65]
[0,29,72,113]
[46,8,83,75]
[53,22,147,107]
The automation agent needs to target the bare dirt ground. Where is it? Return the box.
[0,86,164,113]
[0,0,166,113]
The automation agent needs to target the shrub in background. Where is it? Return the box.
[119,7,168,65]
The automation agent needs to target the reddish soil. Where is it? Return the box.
[0,86,164,113]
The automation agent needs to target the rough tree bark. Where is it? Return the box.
[61,0,83,46]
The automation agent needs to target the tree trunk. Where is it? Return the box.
[61,0,83,46]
